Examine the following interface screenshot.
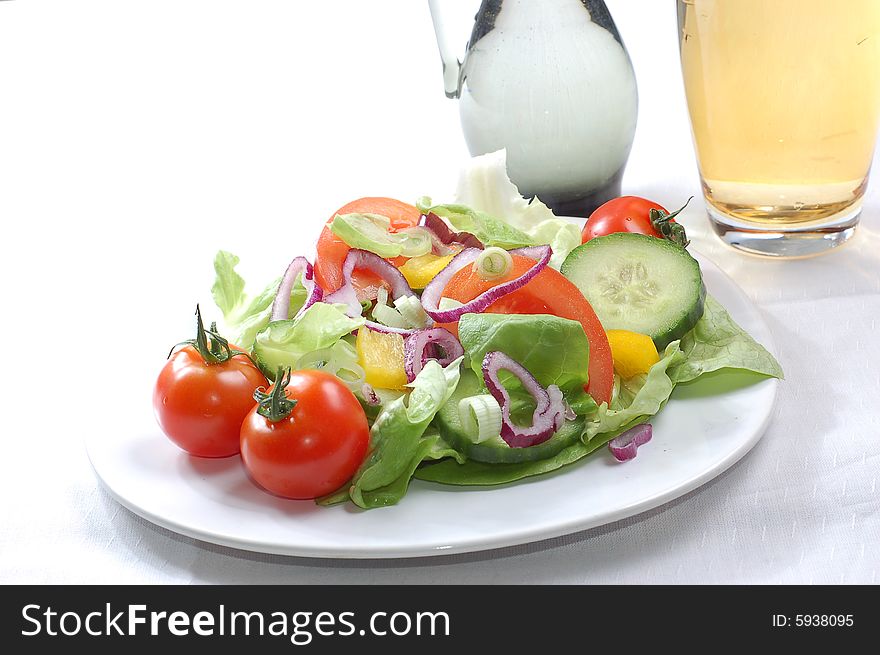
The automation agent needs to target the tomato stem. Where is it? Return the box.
[650,196,693,248]
[254,367,298,422]
[167,305,246,365]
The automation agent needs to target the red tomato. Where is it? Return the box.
[439,256,614,406]
[581,196,669,243]
[240,370,369,500]
[153,346,267,458]
[314,197,421,298]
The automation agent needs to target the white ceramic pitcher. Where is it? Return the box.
[428,0,638,216]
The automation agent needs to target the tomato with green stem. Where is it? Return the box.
[438,255,615,406]
[153,306,267,458]
[581,196,691,247]
[240,368,370,499]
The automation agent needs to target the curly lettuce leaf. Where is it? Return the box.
[322,358,464,509]
[211,251,305,351]
[669,295,784,384]
[451,149,581,268]
[252,303,364,379]
[457,313,597,416]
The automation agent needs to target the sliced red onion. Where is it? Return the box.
[508,245,554,260]
[482,351,566,448]
[362,383,381,406]
[271,256,323,321]
[420,244,551,323]
[546,385,566,432]
[324,249,415,318]
[403,328,464,382]
[419,212,484,253]
[362,320,418,336]
[608,424,653,462]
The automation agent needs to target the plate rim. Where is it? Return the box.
[86,250,779,559]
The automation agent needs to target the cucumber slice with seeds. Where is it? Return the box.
[560,233,705,349]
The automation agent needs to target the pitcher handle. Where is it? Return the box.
[427,0,464,98]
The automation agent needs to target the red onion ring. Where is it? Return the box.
[362,383,381,406]
[419,212,484,253]
[482,351,566,448]
[324,249,415,318]
[271,256,323,322]
[420,245,551,323]
[403,328,464,382]
[608,424,653,462]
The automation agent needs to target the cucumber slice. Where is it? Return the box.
[561,233,705,349]
[435,370,585,464]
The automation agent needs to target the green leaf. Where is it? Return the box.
[425,203,535,250]
[252,303,364,379]
[457,313,597,416]
[414,343,684,486]
[669,295,784,384]
[524,218,582,270]
[210,250,306,351]
[330,212,431,259]
[211,251,246,316]
[447,149,581,269]
[452,149,558,231]
[344,358,464,509]
[583,341,685,441]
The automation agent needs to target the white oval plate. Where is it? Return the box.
[87,252,777,559]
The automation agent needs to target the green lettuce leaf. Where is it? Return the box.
[414,343,683,486]
[523,218,582,270]
[448,149,582,268]
[211,251,305,351]
[330,358,464,509]
[457,313,597,416]
[453,150,556,229]
[329,212,431,259]
[669,295,784,384]
[252,303,364,379]
[421,202,535,250]
[583,342,685,441]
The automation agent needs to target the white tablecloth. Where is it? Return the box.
[1,0,877,584]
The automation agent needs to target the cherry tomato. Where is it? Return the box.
[581,196,669,243]
[314,197,421,299]
[153,345,267,458]
[439,255,614,406]
[240,370,369,499]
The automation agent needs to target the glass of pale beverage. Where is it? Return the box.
[677,0,880,257]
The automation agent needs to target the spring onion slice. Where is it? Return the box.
[420,245,551,323]
[393,295,431,329]
[458,395,503,443]
[474,246,514,280]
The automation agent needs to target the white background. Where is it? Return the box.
[1,0,878,583]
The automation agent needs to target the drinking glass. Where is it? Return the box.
[677,0,880,257]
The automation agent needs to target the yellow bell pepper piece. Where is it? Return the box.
[398,254,455,289]
[356,327,408,390]
[606,330,660,379]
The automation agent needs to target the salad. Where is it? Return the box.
[153,151,783,509]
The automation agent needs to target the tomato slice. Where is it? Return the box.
[439,255,614,405]
[314,197,421,297]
